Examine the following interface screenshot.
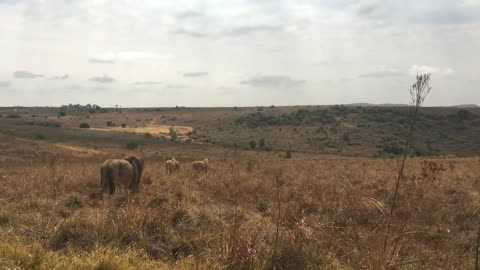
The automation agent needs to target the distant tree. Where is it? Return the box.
[106,121,114,126]
[79,123,90,128]
[59,109,67,117]
[248,140,256,150]
[121,123,126,128]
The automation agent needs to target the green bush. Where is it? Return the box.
[144,132,153,139]
[79,123,90,128]
[35,132,45,140]
[126,141,138,150]
[121,123,126,128]
[106,121,114,126]
[248,140,256,150]
[7,113,21,118]
[259,138,266,149]
[383,143,404,155]
[59,109,67,117]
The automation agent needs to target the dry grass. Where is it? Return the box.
[1,144,479,269]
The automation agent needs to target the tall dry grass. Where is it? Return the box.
[0,154,479,269]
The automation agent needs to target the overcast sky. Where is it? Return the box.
[0,0,479,107]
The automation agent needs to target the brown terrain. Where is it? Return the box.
[0,105,479,269]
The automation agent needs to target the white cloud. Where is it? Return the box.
[408,65,455,76]
[90,75,116,83]
[89,51,171,64]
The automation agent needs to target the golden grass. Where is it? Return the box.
[0,149,479,269]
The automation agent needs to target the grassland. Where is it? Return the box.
[0,106,479,269]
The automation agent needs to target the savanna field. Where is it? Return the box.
[0,106,480,269]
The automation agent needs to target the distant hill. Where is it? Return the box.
[452,104,479,108]
[344,103,408,107]
[1,105,479,157]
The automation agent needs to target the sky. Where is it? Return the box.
[0,0,479,107]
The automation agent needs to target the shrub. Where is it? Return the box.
[79,123,90,128]
[248,140,256,150]
[64,192,83,208]
[169,127,177,142]
[7,113,21,118]
[59,109,67,117]
[106,121,114,126]
[259,138,266,149]
[383,143,404,155]
[144,132,153,139]
[121,123,126,128]
[457,109,476,121]
[126,141,138,150]
[35,132,45,140]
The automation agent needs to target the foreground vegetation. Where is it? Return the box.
[0,146,479,269]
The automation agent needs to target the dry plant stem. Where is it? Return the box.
[476,227,480,270]
[271,173,282,270]
[381,74,431,265]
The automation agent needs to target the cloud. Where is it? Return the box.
[183,72,208,78]
[89,75,116,83]
[176,10,203,19]
[0,81,10,87]
[408,65,454,76]
[133,81,162,86]
[164,84,187,90]
[241,75,306,89]
[223,25,283,36]
[13,70,43,79]
[89,51,169,64]
[359,67,404,78]
[170,29,208,38]
[50,74,69,80]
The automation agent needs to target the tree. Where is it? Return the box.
[121,123,126,128]
[106,121,114,126]
[59,109,67,117]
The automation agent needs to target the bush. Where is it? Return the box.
[121,123,126,128]
[126,141,138,150]
[383,143,404,155]
[7,113,21,118]
[106,121,114,126]
[259,138,266,149]
[35,132,45,140]
[248,140,256,150]
[59,109,67,117]
[169,127,177,142]
[144,133,153,139]
[457,109,476,121]
[79,123,90,128]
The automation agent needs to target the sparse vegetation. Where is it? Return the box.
[7,113,21,118]
[79,123,90,128]
[126,141,138,150]
[248,140,256,150]
[169,127,177,142]
[121,123,126,128]
[34,132,45,139]
[106,121,114,126]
